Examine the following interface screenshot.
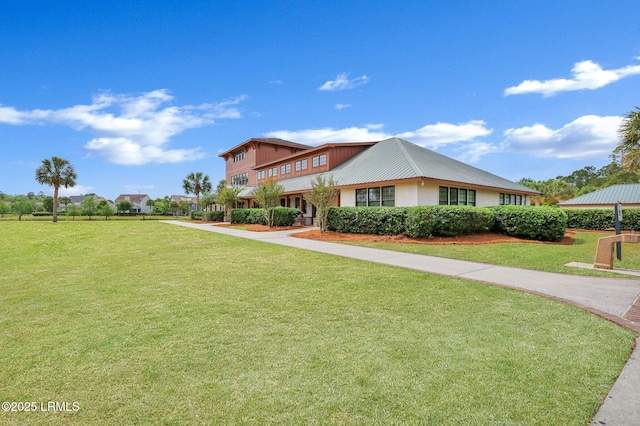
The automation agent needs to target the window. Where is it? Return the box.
[439,187,449,205]
[382,186,395,206]
[256,170,265,180]
[355,186,395,207]
[499,193,523,205]
[312,154,327,167]
[233,150,245,163]
[368,188,380,206]
[280,163,291,175]
[295,159,308,171]
[449,188,458,206]
[267,167,277,178]
[231,172,248,186]
[440,186,476,206]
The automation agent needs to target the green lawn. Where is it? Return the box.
[0,222,636,425]
[344,231,640,276]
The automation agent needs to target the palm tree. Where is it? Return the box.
[182,172,212,211]
[35,156,77,223]
[614,107,640,172]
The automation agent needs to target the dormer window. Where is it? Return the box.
[233,150,246,163]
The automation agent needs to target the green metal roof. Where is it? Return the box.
[559,184,640,206]
[240,137,538,197]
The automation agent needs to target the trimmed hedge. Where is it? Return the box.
[207,211,225,222]
[327,207,408,235]
[230,207,302,226]
[492,206,567,242]
[565,208,640,231]
[326,205,567,242]
[32,212,53,216]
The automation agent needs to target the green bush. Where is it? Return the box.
[230,207,301,226]
[206,211,225,222]
[230,208,266,225]
[405,206,438,238]
[492,206,567,242]
[326,207,407,235]
[565,208,640,231]
[32,212,53,217]
[272,207,303,226]
[432,206,494,237]
[190,210,204,220]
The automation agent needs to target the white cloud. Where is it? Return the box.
[503,115,622,159]
[505,58,640,96]
[335,104,352,110]
[264,120,497,162]
[0,90,245,165]
[318,73,369,91]
[265,124,388,145]
[396,120,493,149]
[58,184,94,197]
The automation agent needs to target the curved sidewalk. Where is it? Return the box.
[165,221,640,425]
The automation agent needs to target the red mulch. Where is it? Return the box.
[212,223,576,245]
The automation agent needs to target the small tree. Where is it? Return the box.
[66,204,79,221]
[97,199,114,220]
[0,201,10,218]
[42,196,54,213]
[81,195,97,220]
[12,198,34,221]
[252,179,284,227]
[217,185,242,220]
[304,175,339,233]
[116,199,134,214]
[34,156,77,223]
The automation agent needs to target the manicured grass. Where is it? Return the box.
[0,222,636,425]
[345,231,640,276]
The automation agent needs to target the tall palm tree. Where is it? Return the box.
[614,107,640,172]
[35,156,77,223]
[182,172,212,211]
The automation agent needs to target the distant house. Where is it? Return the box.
[171,195,197,212]
[114,194,152,213]
[558,184,640,209]
[62,194,114,211]
[219,137,538,224]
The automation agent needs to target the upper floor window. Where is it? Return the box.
[231,172,248,186]
[295,159,308,171]
[233,150,246,163]
[267,167,277,178]
[256,170,265,180]
[280,163,291,175]
[312,154,327,167]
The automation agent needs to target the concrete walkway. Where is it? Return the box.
[165,221,640,425]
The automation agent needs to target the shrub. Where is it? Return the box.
[190,210,204,220]
[32,212,53,217]
[326,207,407,235]
[206,211,225,222]
[405,206,437,238]
[272,207,302,226]
[565,208,640,231]
[230,208,266,225]
[432,206,494,237]
[492,206,567,242]
[230,207,301,226]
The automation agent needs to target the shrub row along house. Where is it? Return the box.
[219,137,538,224]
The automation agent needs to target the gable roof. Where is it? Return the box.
[115,194,149,203]
[559,184,640,206]
[239,137,537,196]
[218,137,311,158]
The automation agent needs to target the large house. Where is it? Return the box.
[114,194,152,213]
[219,137,538,224]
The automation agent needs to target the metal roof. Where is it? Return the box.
[240,137,538,197]
[559,184,640,206]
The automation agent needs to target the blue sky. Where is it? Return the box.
[1,0,639,200]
